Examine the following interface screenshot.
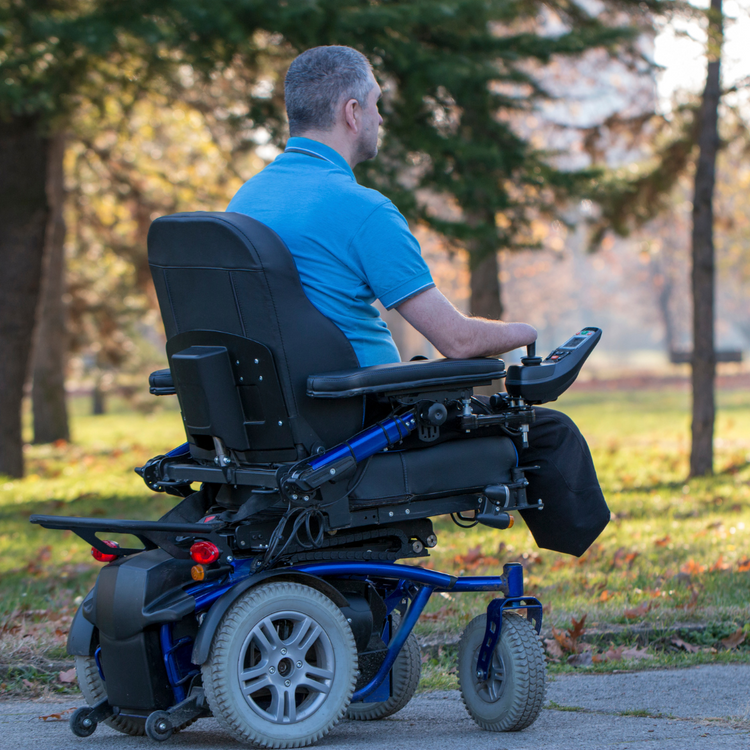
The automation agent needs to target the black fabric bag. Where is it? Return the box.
[512,407,609,557]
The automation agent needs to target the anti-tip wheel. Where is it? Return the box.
[145,711,174,742]
[70,706,97,737]
[458,611,546,732]
[75,653,196,736]
[202,581,358,748]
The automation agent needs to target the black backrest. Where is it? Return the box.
[148,212,363,459]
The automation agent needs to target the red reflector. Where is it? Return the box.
[91,540,119,563]
[190,541,220,565]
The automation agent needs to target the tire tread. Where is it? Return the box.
[458,612,546,732]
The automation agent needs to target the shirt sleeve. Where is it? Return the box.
[348,201,435,309]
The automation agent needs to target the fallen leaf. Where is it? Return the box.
[678,588,700,611]
[621,647,654,661]
[671,636,700,653]
[654,536,671,547]
[567,651,593,667]
[39,708,75,722]
[544,638,564,658]
[551,627,574,653]
[624,601,657,620]
[599,590,611,602]
[721,629,746,650]
[567,614,587,643]
[58,668,77,684]
[710,556,731,572]
[737,559,750,573]
[594,645,625,663]
[680,559,706,576]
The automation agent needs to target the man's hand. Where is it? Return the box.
[397,287,536,359]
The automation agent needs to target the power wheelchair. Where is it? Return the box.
[31,212,601,747]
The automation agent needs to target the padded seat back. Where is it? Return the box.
[148,212,363,460]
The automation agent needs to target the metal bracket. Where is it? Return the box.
[165,691,208,726]
[86,698,117,723]
[476,595,543,681]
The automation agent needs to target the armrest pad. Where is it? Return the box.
[149,368,176,396]
[307,358,506,399]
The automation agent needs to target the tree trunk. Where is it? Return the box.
[469,251,503,319]
[92,377,107,416]
[32,132,70,444]
[0,117,51,477]
[690,0,723,477]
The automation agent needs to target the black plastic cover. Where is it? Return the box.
[67,591,96,656]
[98,629,173,711]
[84,549,195,641]
[171,344,250,451]
[167,331,295,458]
[307,358,506,399]
[350,435,518,504]
[149,368,175,395]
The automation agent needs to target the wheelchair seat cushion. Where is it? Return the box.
[349,435,517,506]
[307,358,506,398]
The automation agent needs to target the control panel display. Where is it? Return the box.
[506,327,602,404]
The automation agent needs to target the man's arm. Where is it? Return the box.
[397,287,537,359]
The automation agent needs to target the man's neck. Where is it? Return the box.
[293,130,357,169]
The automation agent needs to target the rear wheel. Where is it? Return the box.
[202,581,358,748]
[346,612,421,721]
[75,655,146,736]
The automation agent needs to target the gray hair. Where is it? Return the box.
[285,46,374,135]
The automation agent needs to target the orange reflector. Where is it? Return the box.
[191,565,206,581]
[508,515,515,528]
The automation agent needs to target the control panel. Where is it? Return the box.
[505,327,601,404]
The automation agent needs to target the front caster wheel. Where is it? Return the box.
[458,611,546,732]
[70,706,97,737]
[145,711,174,741]
[202,581,357,748]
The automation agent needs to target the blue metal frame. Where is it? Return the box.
[475,595,543,681]
[160,624,200,703]
[94,646,105,682]
[182,559,541,706]
[289,561,533,703]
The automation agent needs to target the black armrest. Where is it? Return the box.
[149,368,176,396]
[307,358,506,399]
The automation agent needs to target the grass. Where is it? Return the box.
[1,388,750,696]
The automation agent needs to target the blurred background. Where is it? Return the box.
[1,0,749,475]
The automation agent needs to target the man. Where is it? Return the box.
[228,46,608,556]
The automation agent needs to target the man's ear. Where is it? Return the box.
[343,98,360,133]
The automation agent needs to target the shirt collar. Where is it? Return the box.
[284,137,355,179]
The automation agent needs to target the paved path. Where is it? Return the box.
[2,665,749,749]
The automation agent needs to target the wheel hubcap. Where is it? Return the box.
[238,612,335,724]
[474,648,506,702]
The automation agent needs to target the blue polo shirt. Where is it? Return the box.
[226,137,434,366]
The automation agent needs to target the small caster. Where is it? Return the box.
[145,711,174,742]
[70,706,97,737]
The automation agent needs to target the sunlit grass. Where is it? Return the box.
[1,388,749,693]
[415,388,750,643]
